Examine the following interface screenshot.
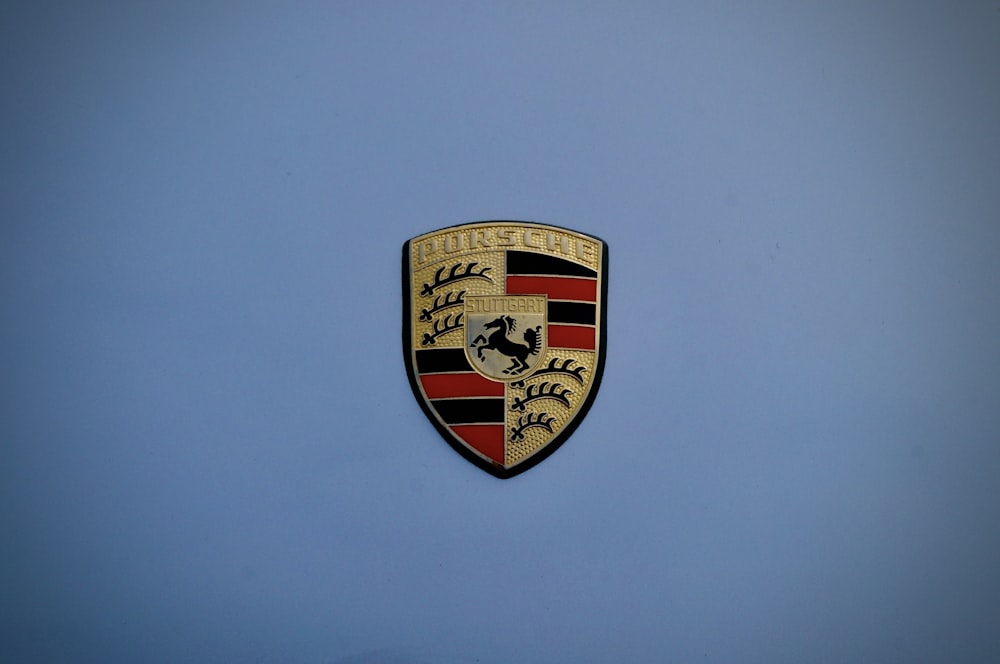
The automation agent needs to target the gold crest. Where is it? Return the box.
[403,221,607,478]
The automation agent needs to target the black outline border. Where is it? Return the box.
[402,220,609,480]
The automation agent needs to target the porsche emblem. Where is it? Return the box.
[403,221,608,478]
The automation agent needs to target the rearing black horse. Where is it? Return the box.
[471,315,541,374]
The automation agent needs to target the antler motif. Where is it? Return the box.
[419,290,465,322]
[420,262,492,296]
[420,312,464,346]
[510,412,557,442]
[511,357,588,388]
[511,382,572,412]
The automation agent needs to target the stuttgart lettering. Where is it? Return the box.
[466,295,546,314]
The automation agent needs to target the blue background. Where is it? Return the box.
[3,3,999,662]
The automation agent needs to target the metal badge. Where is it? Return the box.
[403,221,608,478]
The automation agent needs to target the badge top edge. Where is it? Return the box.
[405,220,605,247]
[406,222,604,273]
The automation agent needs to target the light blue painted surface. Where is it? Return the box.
[2,3,999,662]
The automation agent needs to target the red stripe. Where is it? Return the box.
[549,325,595,350]
[421,373,505,399]
[506,276,597,301]
[450,425,505,464]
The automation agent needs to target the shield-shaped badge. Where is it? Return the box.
[403,221,607,478]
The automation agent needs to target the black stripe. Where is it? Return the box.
[415,349,472,374]
[431,398,505,424]
[506,250,597,278]
[548,301,596,325]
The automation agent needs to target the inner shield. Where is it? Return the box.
[465,295,547,381]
